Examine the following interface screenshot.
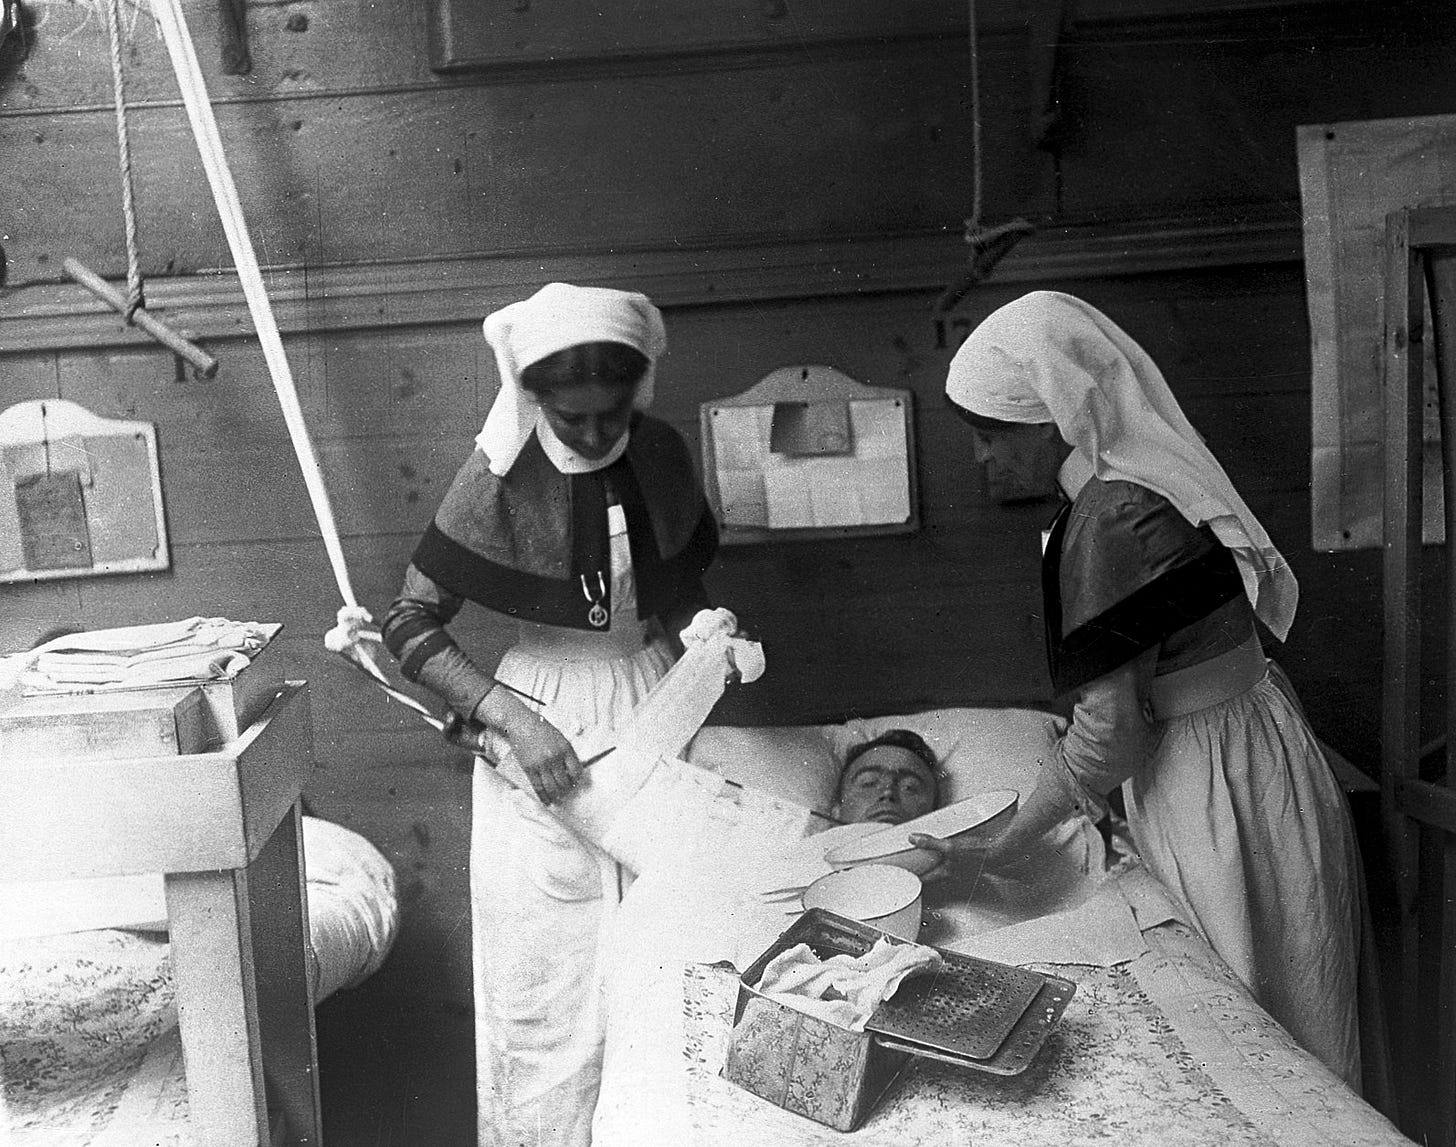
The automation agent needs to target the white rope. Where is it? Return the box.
[966,0,983,238]
[147,0,361,620]
[101,0,144,318]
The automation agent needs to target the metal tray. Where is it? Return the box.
[876,974,1077,1076]
[868,945,1047,1060]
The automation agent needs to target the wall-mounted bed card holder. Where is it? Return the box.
[0,399,170,583]
[701,365,918,544]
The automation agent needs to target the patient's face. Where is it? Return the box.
[837,746,938,826]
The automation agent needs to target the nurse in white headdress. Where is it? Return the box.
[936,290,1365,1091]
[381,283,722,1145]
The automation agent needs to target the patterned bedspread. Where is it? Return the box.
[671,921,1409,1146]
[0,931,189,1145]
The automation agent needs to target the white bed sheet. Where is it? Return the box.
[659,915,1409,1147]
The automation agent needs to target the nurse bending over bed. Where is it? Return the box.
[928,290,1366,1090]
[377,283,726,1147]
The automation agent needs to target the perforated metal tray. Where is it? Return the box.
[739,909,1075,1075]
[868,946,1046,1060]
[875,975,1076,1076]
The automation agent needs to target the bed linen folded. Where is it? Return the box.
[3,618,280,693]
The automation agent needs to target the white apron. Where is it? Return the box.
[472,503,674,1146]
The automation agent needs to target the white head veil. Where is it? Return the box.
[945,290,1298,641]
[477,282,668,476]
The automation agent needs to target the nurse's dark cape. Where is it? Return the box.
[1043,477,1245,696]
[408,413,717,631]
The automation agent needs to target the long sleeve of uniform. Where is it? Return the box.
[1051,648,1158,822]
[1044,478,1244,820]
[382,563,498,721]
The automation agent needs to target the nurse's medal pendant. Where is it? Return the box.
[581,571,609,628]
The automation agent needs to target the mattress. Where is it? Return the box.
[0,816,399,1145]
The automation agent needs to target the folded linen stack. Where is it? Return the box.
[3,617,281,693]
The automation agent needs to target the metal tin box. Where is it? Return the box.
[723,909,1075,1131]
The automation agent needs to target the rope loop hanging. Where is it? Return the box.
[101,0,145,321]
[934,0,1035,313]
[63,2,217,375]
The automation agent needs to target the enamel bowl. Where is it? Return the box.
[801,864,924,941]
[823,790,1020,876]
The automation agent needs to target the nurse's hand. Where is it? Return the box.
[473,686,583,804]
[908,832,995,885]
[512,720,584,805]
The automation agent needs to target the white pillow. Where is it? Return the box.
[0,817,400,1004]
[686,707,1067,817]
[300,816,400,1001]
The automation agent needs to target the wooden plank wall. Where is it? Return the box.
[2,3,1455,1127]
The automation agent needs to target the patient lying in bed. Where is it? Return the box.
[572,708,1406,1147]
[474,629,1402,1145]
[541,706,1138,1145]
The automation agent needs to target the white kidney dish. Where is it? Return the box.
[801,864,924,941]
[823,789,1019,876]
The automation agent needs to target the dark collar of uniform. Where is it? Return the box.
[409,415,717,631]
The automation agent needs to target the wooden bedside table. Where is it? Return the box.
[0,681,321,1146]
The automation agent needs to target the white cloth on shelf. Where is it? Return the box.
[2,617,280,692]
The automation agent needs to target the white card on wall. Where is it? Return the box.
[701,365,917,544]
[0,399,170,583]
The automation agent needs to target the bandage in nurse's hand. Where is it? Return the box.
[679,608,765,685]
[553,626,769,872]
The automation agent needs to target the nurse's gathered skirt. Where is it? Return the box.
[1123,663,1363,1090]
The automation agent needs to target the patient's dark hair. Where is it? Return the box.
[839,729,939,799]
[519,341,650,394]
